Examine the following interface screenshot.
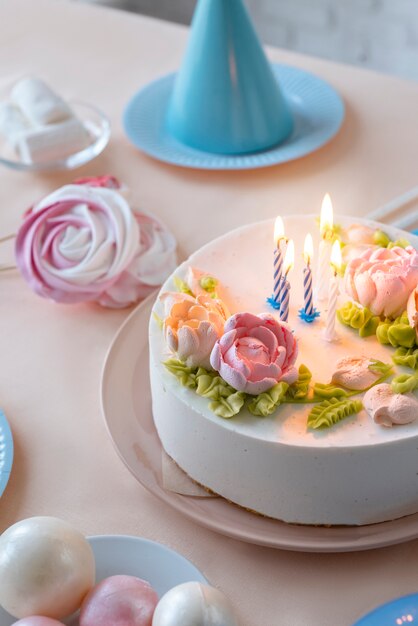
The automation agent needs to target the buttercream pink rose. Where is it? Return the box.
[162,292,229,369]
[15,178,176,308]
[210,312,298,395]
[344,245,418,318]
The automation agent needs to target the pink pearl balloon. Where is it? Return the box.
[80,575,158,626]
[12,618,65,626]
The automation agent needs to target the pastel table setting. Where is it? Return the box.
[3,0,418,625]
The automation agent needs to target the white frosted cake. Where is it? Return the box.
[149,215,418,526]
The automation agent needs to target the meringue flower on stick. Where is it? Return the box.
[210,312,298,395]
[344,245,418,318]
[162,292,229,369]
[15,177,177,308]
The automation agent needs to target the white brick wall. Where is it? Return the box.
[79,0,418,80]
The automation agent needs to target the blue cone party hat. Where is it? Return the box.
[166,0,293,155]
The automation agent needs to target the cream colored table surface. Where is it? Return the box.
[1,1,418,624]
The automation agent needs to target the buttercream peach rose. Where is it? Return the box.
[15,178,176,308]
[162,292,229,369]
[344,245,418,318]
[210,312,298,395]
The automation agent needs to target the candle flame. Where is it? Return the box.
[303,233,314,265]
[330,239,342,272]
[274,216,285,245]
[320,193,333,236]
[284,239,294,274]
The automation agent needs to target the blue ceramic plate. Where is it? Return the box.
[0,410,13,497]
[123,64,345,170]
[354,593,418,625]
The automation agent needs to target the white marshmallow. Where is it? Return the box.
[16,117,90,163]
[0,102,30,147]
[11,77,73,125]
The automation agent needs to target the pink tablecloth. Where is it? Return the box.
[1,1,418,624]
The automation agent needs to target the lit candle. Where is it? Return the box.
[324,240,342,342]
[303,233,314,316]
[278,239,294,322]
[273,216,286,303]
[316,193,334,302]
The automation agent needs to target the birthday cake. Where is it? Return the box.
[149,214,418,526]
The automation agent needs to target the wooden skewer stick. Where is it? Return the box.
[0,233,16,244]
[0,265,17,272]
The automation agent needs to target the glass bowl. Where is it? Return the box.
[0,101,111,172]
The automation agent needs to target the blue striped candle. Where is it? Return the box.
[303,233,314,316]
[303,265,314,316]
[273,216,285,303]
[273,245,284,302]
[279,239,294,322]
[279,277,290,322]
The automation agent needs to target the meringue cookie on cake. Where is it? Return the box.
[331,356,380,391]
[152,582,238,626]
[363,383,418,427]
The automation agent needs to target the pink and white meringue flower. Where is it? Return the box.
[15,181,176,308]
[344,245,418,318]
[331,356,380,391]
[162,292,229,369]
[210,312,298,395]
[98,211,177,307]
[363,383,418,427]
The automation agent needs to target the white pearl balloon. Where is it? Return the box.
[152,582,238,626]
[0,517,95,619]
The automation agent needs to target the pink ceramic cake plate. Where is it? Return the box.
[101,294,418,553]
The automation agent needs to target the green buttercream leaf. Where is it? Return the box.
[307,398,363,430]
[376,315,416,348]
[286,364,312,400]
[387,323,416,348]
[393,347,418,370]
[337,301,380,338]
[173,276,194,296]
[209,392,245,418]
[373,229,391,248]
[195,371,235,399]
[199,275,218,294]
[248,382,289,417]
[376,322,391,345]
[313,383,348,399]
[391,373,418,394]
[368,359,393,376]
[164,360,244,418]
[152,311,164,330]
[164,359,197,388]
[387,238,410,249]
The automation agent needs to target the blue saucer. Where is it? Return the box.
[0,410,13,497]
[123,64,345,170]
[353,593,418,625]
